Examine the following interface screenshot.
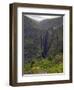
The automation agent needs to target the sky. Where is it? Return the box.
[24,14,61,22]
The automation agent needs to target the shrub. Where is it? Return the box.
[24,53,63,74]
[53,53,63,64]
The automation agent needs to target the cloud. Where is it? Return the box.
[24,14,61,21]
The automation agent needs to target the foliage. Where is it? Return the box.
[24,53,63,74]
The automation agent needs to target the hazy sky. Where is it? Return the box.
[24,15,61,22]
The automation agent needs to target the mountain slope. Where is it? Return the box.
[23,15,63,63]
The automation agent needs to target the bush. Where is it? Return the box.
[24,53,63,74]
[53,53,63,64]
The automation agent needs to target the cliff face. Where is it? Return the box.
[23,15,63,63]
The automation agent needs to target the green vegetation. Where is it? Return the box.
[24,53,63,74]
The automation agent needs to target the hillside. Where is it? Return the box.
[23,15,63,64]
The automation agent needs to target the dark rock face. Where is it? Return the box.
[23,15,63,63]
